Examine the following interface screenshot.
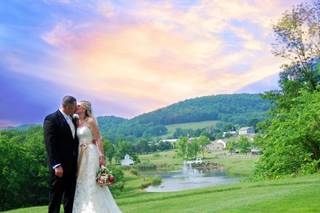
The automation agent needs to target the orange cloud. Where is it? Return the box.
[38,0,303,116]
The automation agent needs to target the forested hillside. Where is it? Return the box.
[98,93,270,142]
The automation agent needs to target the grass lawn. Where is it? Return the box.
[204,152,259,176]
[3,151,320,213]
[164,120,219,138]
[4,174,320,213]
[137,150,183,170]
[118,173,320,213]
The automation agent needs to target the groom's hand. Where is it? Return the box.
[54,166,63,177]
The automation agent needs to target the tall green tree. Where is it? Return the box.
[186,139,200,160]
[198,135,211,158]
[272,0,320,93]
[176,137,203,160]
[256,0,320,179]
[266,0,320,112]
[104,139,115,163]
[226,138,237,153]
[238,136,251,154]
[176,137,188,159]
[256,90,320,178]
[114,140,133,163]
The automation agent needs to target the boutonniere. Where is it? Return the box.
[72,114,79,121]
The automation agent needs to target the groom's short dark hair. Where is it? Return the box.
[62,95,77,107]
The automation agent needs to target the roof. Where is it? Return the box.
[239,127,254,131]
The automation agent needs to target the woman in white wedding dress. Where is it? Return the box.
[72,101,122,213]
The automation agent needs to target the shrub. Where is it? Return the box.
[135,162,157,171]
[153,153,160,158]
[107,165,125,196]
[139,176,152,189]
[130,168,139,176]
[151,176,162,186]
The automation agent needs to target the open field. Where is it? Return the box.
[164,120,219,137]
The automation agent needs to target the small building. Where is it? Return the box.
[160,139,178,143]
[121,154,134,166]
[250,148,262,155]
[206,139,227,151]
[223,131,237,138]
[239,127,255,136]
[159,138,178,148]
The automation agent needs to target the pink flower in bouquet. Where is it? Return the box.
[108,174,115,184]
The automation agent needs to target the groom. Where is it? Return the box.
[43,96,79,213]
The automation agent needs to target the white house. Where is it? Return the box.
[250,148,262,155]
[239,127,255,136]
[206,139,227,151]
[121,154,134,166]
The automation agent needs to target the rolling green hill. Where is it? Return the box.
[131,93,270,125]
[97,93,270,142]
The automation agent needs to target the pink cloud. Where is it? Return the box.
[0,120,18,128]
[36,0,304,116]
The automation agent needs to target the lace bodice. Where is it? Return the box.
[77,125,93,144]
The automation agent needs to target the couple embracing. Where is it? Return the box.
[43,96,122,213]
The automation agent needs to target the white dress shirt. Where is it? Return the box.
[59,109,76,139]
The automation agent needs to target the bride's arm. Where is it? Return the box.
[88,118,105,166]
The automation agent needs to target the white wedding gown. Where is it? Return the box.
[72,125,122,213]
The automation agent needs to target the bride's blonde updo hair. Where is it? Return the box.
[79,100,93,118]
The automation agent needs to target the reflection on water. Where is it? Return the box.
[144,162,239,192]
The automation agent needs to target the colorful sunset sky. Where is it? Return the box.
[0,0,303,126]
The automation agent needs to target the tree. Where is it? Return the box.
[104,139,115,163]
[256,90,320,178]
[157,141,173,151]
[238,136,251,154]
[0,127,48,211]
[176,137,188,159]
[186,139,200,159]
[255,0,320,179]
[135,139,150,153]
[226,138,237,153]
[176,137,203,160]
[114,140,133,163]
[272,0,320,93]
[198,135,211,157]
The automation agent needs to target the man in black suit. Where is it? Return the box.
[43,96,79,213]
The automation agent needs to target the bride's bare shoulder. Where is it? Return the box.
[87,117,97,126]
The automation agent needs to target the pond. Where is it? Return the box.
[144,162,240,192]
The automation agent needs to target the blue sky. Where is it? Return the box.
[0,0,303,126]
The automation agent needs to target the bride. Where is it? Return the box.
[72,100,122,213]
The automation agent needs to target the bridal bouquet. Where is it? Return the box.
[96,166,115,186]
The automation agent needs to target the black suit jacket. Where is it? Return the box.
[43,110,79,175]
